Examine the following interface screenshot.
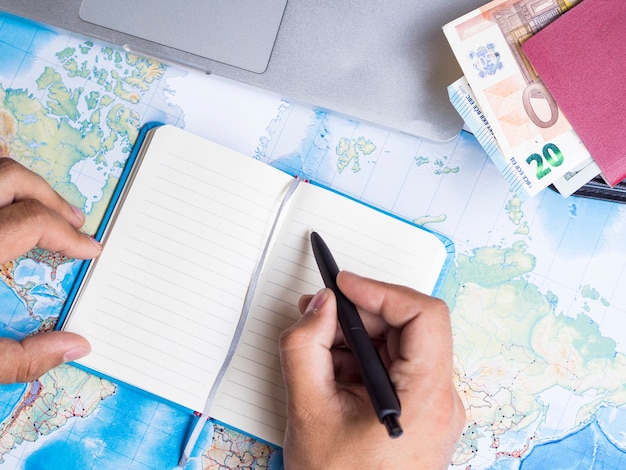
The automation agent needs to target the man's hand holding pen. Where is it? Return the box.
[279,271,466,469]
[1,158,465,467]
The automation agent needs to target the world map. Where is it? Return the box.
[1,11,626,470]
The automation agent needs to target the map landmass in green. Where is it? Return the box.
[0,365,116,463]
[336,136,376,173]
[441,241,626,464]
[1,42,166,285]
[202,425,275,469]
[0,39,167,460]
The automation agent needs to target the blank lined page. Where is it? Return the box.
[211,181,449,446]
[63,125,295,412]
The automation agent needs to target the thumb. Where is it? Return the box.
[0,331,91,384]
[279,288,338,408]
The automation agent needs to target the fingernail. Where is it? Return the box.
[305,289,329,314]
[63,346,90,362]
[70,204,86,224]
[86,234,103,251]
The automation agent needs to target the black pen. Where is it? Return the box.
[310,231,403,438]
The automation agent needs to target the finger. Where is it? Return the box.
[0,200,102,264]
[280,289,340,409]
[299,293,390,383]
[0,158,85,228]
[298,293,345,346]
[297,294,313,314]
[336,271,453,375]
[331,347,363,384]
[0,331,91,384]
[337,270,450,335]
[336,271,439,327]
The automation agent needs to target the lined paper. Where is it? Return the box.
[211,181,448,445]
[63,126,295,412]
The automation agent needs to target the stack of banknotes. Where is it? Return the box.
[443,0,600,198]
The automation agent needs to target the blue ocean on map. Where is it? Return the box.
[267,110,330,179]
[484,406,626,470]
[0,282,30,340]
[2,259,82,340]
[14,379,283,470]
[0,383,28,424]
[522,422,623,467]
[482,407,626,469]
[0,14,54,79]
[537,193,621,262]
[19,383,191,470]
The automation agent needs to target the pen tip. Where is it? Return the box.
[383,414,403,439]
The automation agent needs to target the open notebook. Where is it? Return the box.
[58,124,454,446]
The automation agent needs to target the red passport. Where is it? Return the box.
[522,0,626,186]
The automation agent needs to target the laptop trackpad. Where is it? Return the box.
[79,0,287,74]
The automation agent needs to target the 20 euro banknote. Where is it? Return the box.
[443,0,591,196]
[448,76,600,198]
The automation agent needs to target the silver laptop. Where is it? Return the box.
[0,0,485,141]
